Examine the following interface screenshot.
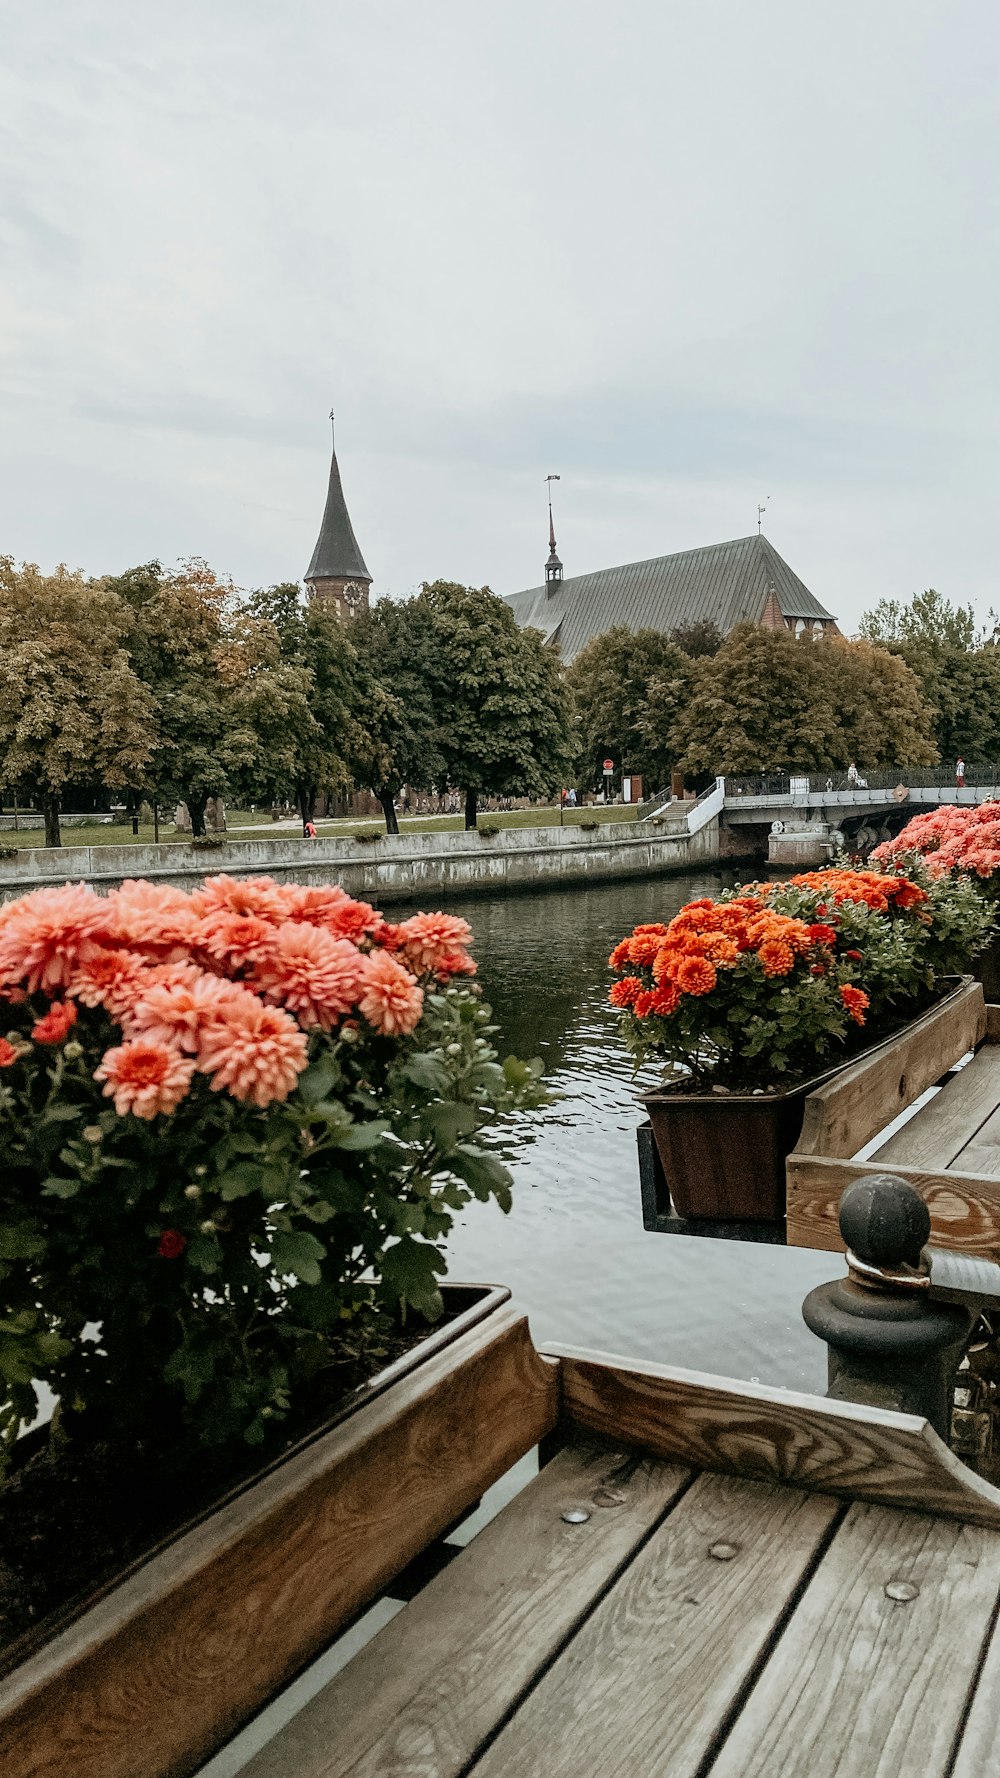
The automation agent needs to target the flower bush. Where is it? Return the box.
[0,876,546,1464]
[872,802,1000,895]
[609,865,994,1090]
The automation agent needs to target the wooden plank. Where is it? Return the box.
[949,1590,1000,1777]
[550,1345,1000,1528]
[988,1002,1000,1041]
[786,1152,1000,1255]
[469,1471,840,1778]
[0,1307,558,1778]
[952,1144,1000,1179]
[871,1045,1000,1169]
[708,1500,1000,1778]
[240,1439,691,1778]
[791,980,985,1161]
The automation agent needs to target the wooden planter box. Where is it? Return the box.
[643,979,980,1226]
[786,978,1000,1253]
[0,1287,558,1778]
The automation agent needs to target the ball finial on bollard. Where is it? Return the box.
[838,1173,931,1271]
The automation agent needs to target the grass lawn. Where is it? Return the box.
[0,803,643,852]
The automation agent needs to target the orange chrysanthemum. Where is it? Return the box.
[758,939,796,978]
[67,947,149,1019]
[395,912,476,977]
[189,874,291,924]
[358,949,425,1036]
[196,909,277,970]
[609,975,644,1008]
[95,1039,197,1119]
[31,1000,78,1044]
[250,923,366,1029]
[127,972,250,1053]
[0,1038,19,1067]
[675,955,717,996]
[840,983,870,1026]
[197,1000,308,1106]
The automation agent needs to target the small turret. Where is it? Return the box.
[304,413,373,621]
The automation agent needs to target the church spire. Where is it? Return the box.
[304,414,372,619]
[545,473,563,596]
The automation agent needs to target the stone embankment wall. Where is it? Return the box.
[0,819,725,906]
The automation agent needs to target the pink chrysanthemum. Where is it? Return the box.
[127,971,251,1052]
[279,883,352,926]
[395,911,476,978]
[358,949,425,1036]
[105,881,201,959]
[189,874,291,924]
[95,1038,197,1119]
[322,897,381,942]
[0,883,113,995]
[196,909,277,970]
[31,999,78,1044]
[68,947,149,1019]
[250,922,366,1029]
[197,998,308,1106]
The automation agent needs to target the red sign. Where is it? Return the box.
[602,758,614,773]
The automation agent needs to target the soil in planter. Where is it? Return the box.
[0,1299,460,1667]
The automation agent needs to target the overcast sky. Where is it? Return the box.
[3,1,999,634]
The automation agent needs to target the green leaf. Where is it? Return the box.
[331,1120,390,1152]
[0,1222,46,1260]
[187,1233,222,1273]
[298,1060,340,1106]
[449,1144,512,1200]
[271,1229,326,1285]
[39,1103,84,1125]
[41,1176,82,1199]
[419,1101,478,1146]
[401,1052,452,1093]
[379,1236,446,1317]
[216,1161,287,1201]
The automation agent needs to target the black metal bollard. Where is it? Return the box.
[802,1174,975,1440]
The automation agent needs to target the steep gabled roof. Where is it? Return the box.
[305,447,371,584]
[503,533,834,663]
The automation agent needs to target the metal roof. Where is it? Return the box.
[503,534,834,663]
[305,448,371,584]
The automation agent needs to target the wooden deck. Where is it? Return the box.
[235,1349,1000,1778]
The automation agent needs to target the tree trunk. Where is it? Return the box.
[378,789,400,835]
[188,797,207,838]
[464,787,478,830]
[297,783,317,828]
[42,794,62,848]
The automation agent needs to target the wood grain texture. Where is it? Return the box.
[0,1308,557,1778]
[948,1591,1000,1777]
[872,1045,1000,1169]
[709,1500,1000,1778]
[549,1345,1000,1527]
[988,1003,1000,1041]
[791,980,985,1161]
[241,1439,691,1778]
[470,1471,840,1778]
[786,1153,1000,1255]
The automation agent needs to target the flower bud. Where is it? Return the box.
[82,1125,103,1144]
[194,1164,208,1178]
[199,1218,217,1235]
[62,1041,84,1061]
[184,1183,202,1200]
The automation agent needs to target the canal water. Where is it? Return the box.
[429,870,837,1392]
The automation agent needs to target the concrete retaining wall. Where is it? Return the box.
[0,819,724,906]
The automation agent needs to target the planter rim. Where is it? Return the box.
[639,976,972,1110]
[0,1279,509,1680]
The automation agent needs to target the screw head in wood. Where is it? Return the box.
[708,1541,740,1561]
[561,1508,591,1524]
[885,1580,920,1602]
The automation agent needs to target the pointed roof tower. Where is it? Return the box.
[544,473,563,596]
[305,414,372,610]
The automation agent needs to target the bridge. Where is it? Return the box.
[644,768,1000,865]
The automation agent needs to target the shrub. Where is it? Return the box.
[0,847,16,861]
[353,829,383,843]
[608,865,994,1090]
[579,820,600,833]
[191,834,228,850]
[477,824,501,839]
[0,877,546,1465]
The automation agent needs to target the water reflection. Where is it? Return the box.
[420,872,836,1390]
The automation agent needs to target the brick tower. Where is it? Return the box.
[304,414,373,619]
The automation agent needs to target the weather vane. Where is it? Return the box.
[546,474,561,552]
[757,497,770,534]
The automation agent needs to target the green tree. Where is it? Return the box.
[825,639,937,767]
[416,581,576,828]
[567,627,692,792]
[858,587,1000,763]
[859,588,978,649]
[245,585,375,825]
[0,559,154,846]
[674,625,845,775]
[352,597,445,832]
[669,618,724,658]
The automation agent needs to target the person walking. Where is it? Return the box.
[956,757,966,790]
[304,819,317,840]
[847,762,859,787]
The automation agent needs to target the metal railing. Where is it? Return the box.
[724,768,1000,801]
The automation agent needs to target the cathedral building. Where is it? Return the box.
[304,419,372,620]
[504,528,839,665]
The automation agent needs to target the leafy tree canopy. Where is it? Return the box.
[350,597,445,832]
[566,627,692,791]
[858,588,980,651]
[415,581,576,827]
[0,559,154,845]
[669,618,724,658]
